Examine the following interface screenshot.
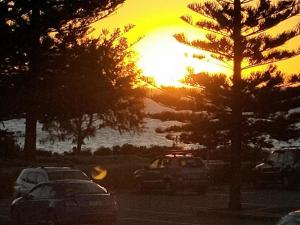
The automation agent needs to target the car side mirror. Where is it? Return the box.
[21,193,33,200]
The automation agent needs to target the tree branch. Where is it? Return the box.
[242,53,300,70]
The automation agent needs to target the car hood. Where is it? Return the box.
[255,162,273,170]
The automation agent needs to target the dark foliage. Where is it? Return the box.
[38,27,145,152]
[0,0,126,157]
[0,130,21,159]
[174,0,300,210]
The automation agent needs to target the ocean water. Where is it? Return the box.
[4,97,294,153]
[2,98,193,153]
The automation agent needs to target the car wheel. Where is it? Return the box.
[164,181,175,195]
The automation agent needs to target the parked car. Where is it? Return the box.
[134,152,210,194]
[275,210,300,225]
[11,180,117,225]
[253,147,300,188]
[14,167,90,198]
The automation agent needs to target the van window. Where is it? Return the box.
[27,172,37,184]
[179,158,204,168]
[36,173,47,183]
[149,159,161,169]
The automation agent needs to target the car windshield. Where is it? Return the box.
[48,170,89,181]
[58,182,107,196]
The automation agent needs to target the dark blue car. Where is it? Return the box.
[10,180,117,225]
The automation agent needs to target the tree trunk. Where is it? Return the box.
[24,112,37,159]
[23,3,40,159]
[76,116,83,153]
[229,0,243,211]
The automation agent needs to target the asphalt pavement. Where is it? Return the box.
[1,186,300,225]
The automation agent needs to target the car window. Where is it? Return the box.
[268,152,279,163]
[161,158,170,168]
[36,173,47,183]
[48,171,89,180]
[179,158,204,168]
[285,152,294,165]
[294,151,300,163]
[19,170,29,182]
[27,172,37,184]
[277,153,285,164]
[30,186,43,199]
[39,185,57,199]
[149,159,161,169]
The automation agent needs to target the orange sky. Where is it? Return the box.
[93,0,300,85]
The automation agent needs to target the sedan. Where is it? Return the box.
[11,180,117,225]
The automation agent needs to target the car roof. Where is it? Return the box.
[164,153,201,158]
[40,179,93,185]
[43,167,80,172]
[288,210,300,216]
[274,147,300,152]
[23,167,80,172]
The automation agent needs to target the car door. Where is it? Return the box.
[18,185,43,224]
[267,151,285,182]
[34,184,57,224]
[293,151,300,179]
[20,184,55,224]
[143,158,164,188]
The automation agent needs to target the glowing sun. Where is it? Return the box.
[135,30,227,86]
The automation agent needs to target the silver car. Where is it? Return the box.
[275,210,300,225]
[14,167,90,198]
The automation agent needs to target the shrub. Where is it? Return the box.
[0,130,21,159]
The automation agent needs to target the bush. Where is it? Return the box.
[0,130,21,159]
[0,168,21,198]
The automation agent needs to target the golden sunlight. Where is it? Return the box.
[91,166,107,180]
[135,30,229,86]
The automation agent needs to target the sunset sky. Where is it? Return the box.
[94,0,300,86]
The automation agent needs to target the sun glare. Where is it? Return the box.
[135,30,228,87]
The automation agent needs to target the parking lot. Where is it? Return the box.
[117,188,296,225]
[1,186,300,225]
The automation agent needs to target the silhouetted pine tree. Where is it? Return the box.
[0,0,125,159]
[175,0,300,210]
[40,27,145,152]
